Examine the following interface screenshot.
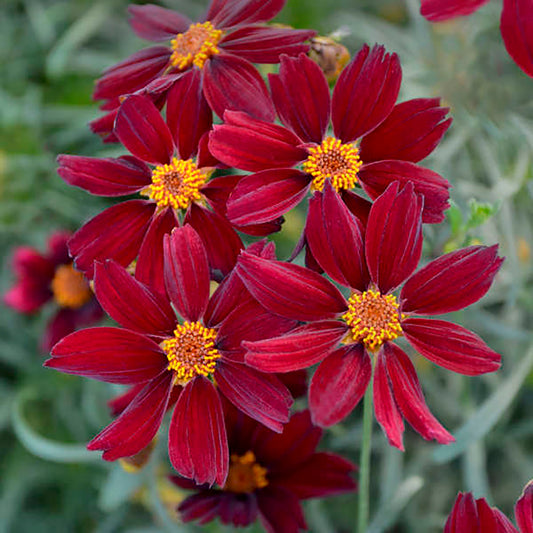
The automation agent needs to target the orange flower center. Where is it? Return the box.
[161,322,221,385]
[343,290,403,352]
[170,21,222,70]
[147,158,207,210]
[303,136,362,192]
[51,264,92,309]
[223,451,268,493]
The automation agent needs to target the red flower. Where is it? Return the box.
[445,480,533,532]
[59,94,245,292]
[44,226,296,486]
[209,46,451,234]
[420,0,533,78]
[3,231,103,351]
[236,182,503,449]
[173,406,356,532]
[91,0,315,141]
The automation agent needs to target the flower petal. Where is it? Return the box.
[87,372,173,460]
[501,0,533,77]
[206,0,285,27]
[69,200,156,278]
[215,361,292,432]
[163,225,210,322]
[244,321,348,372]
[332,44,401,142]
[203,54,275,122]
[46,327,167,383]
[209,110,306,172]
[127,4,192,41]
[365,181,423,293]
[384,342,454,444]
[94,260,175,336]
[179,492,224,525]
[115,94,174,165]
[227,169,310,226]
[3,281,51,314]
[401,245,504,315]
[57,155,152,197]
[257,486,307,533]
[269,53,330,143]
[515,480,533,533]
[168,377,229,486]
[305,184,368,289]
[309,343,371,427]
[236,252,348,321]
[444,492,481,533]
[421,0,490,21]
[359,98,452,163]
[403,318,501,376]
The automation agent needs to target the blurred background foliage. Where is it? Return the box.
[0,0,532,531]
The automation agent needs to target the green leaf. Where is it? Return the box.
[465,199,498,230]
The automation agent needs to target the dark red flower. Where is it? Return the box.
[420,0,533,78]
[236,182,503,449]
[173,406,356,532]
[91,0,315,141]
[444,480,533,532]
[59,94,244,290]
[45,226,297,486]
[3,231,103,351]
[209,46,451,235]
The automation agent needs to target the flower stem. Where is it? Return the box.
[356,380,374,533]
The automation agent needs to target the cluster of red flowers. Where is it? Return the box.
[4,0,531,531]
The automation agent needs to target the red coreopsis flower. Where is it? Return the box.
[209,46,452,236]
[173,406,356,532]
[235,182,503,449]
[3,231,103,351]
[44,226,297,486]
[59,94,245,292]
[444,480,533,532]
[91,0,316,141]
[420,0,533,78]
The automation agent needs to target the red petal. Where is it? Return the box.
[365,182,423,293]
[166,69,212,160]
[69,200,156,278]
[257,486,307,533]
[421,0,490,21]
[384,342,454,444]
[332,44,401,142]
[227,169,310,226]
[244,321,347,372]
[305,184,368,289]
[115,94,174,165]
[3,281,51,314]
[179,492,224,525]
[269,53,330,143]
[209,110,306,171]
[46,327,167,383]
[9,245,54,280]
[236,252,347,321]
[136,208,179,298]
[359,98,452,163]
[206,0,285,27]
[203,54,275,122]
[46,231,71,265]
[309,343,371,427]
[403,318,501,376]
[94,260,175,336]
[221,27,315,64]
[168,378,229,486]
[400,245,504,315]
[341,189,372,226]
[128,4,191,41]
[515,480,533,533]
[108,384,144,417]
[501,0,533,77]
[444,493,481,532]
[478,499,518,532]
[88,372,173,460]
[374,348,404,450]
[359,160,450,224]
[215,361,292,432]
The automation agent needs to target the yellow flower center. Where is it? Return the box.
[51,264,92,309]
[161,322,221,385]
[170,21,222,70]
[223,451,268,493]
[303,136,363,192]
[148,158,207,210]
[343,290,403,352]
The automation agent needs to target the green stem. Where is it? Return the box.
[356,378,374,533]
